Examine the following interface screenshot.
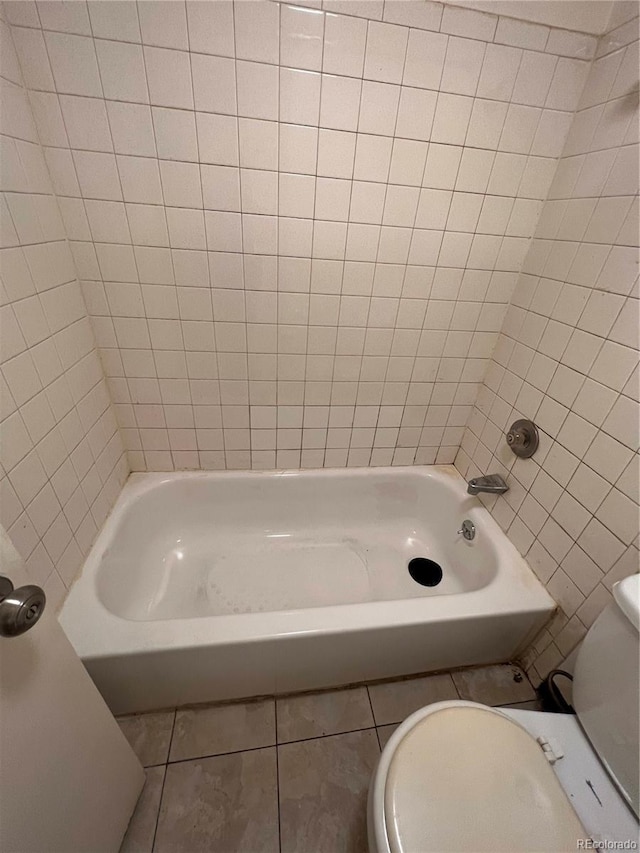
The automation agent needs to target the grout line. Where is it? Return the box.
[130,668,539,769]
[90,0,152,470]
[165,725,381,768]
[365,22,414,468]
[16,94,637,147]
[306,4,328,470]
[188,0,225,472]
[7,9,614,60]
[365,684,381,744]
[274,695,282,853]
[341,15,383,470]
[150,709,176,852]
[3,205,639,253]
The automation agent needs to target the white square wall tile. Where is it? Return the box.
[315,178,350,222]
[234,0,279,64]
[396,87,437,141]
[359,80,400,136]
[45,32,102,97]
[89,1,141,42]
[354,134,393,183]
[602,395,639,451]
[160,161,203,209]
[578,519,625,574]
[127,205,169,247]
[152,108,198,162]
[145,47,193,110]
[192,54,237,115]
[202,166,241,213]
[415,188,451,230]
[138,0,188,49]
[350,181,386,224]
[280,68,321,126]
[383,185,419,227]
[512,52,558,107]
[431,93,473,145]
[596,488,638,546]
[466,99,508,149]
[403,29,447,89]
[323,12,367,78]
[495,17,548,51]
[96,40,148,103]
[320,74,362,131]
[281,4,324,71]
[364,21,408,85]
[440,36,486,97]
[389,139,428,186]
[236,61,279,121]
[281,124,318,175]
[240,170,278,216]
[590,342,638,392]
[423,144,462,190]
[108,103,156,157]
[167,208,206,250]
[73,151,121,201]
[546,59,590,112]
[477,44,522,101]
[12,27,54,92]
[60,96,112,152]
[441,5,497,41]
[383,0,442,30]
[117,156,163,205]
[186,0,235,57]
[197,113,239,167]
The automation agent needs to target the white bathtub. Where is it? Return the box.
[60,466,555,714]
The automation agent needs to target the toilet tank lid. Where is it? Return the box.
[613,574,639,632]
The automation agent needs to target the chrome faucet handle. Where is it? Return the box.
[457,520,476,540]
[506,419,539,458]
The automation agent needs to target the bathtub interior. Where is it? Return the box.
[96,470,499,622]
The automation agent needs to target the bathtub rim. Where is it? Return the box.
[59,464,556,661]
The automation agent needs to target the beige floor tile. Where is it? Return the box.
[117,711,174,767]
[376,723,400,749]
[452,664,535,706]
[367,673,459,725]
[277,686,374,743]
[120,765,165,853]
[155,748,279,853]
[169,698,275,762]
[279,729,379,853]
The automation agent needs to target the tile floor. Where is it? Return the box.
[117,664,540,853]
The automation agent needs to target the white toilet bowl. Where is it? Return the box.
[368,575,640,853]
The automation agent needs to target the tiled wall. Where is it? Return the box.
[4,0,597,472]
[455,18,639,680]
[0,10,128,605]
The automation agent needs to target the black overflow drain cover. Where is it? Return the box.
[408,558,443,587]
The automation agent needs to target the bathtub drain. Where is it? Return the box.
[408,558,443,587]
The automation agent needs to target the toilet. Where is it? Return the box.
[368,574,639,852]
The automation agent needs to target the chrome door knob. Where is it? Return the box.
[0,575,46,637]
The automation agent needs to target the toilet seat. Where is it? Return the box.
[371,700,588,853]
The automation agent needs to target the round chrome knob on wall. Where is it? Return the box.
[0,575,46,637]
[506,419,539,459]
